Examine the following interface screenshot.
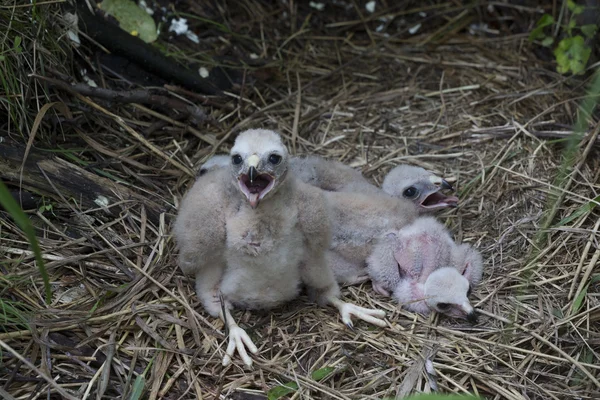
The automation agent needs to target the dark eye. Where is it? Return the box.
[437,303,451,310]
[403,186,419,198]
[232,155,243,165]
[268,154,282,165]
[198,168,207,176]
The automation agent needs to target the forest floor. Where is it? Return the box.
[1,1,599,399]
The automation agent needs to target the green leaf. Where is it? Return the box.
[99,0,158,43]
[0,180,52,304]
[128,375,146,400]
[311,367,335,381]
[541,36,554,47]
[554,35,592,75]
[581,24,598,39]
[13,36,22,49]
[567,0,585,15]
[536,14,555,28]
[0,55,5,61]
[528,14,554,41]
[267,382,298,400]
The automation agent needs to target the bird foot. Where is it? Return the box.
[346,274,370,285]
[372,281,391,297]
[222,326,258,367]
[334,300,387,328]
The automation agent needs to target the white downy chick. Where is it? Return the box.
[199,155,457,212]
[382,165,458,212]
[174,129,386,367]
[322,188,419,285]
[366,217,483,321]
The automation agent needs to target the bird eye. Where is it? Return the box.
[198,168,207,176]
[232,155,243,165]
[268,154,282,165]
[403,186,419,199]
[437,302,451,310]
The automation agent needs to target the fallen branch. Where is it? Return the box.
[0,140,167,224]
[31,74,214,125]
[74,0,222,95]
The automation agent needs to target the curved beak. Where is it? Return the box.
[441,179,454,191]
[467,311,478,324]
[461,301,478,324]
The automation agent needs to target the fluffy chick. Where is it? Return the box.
[197,154,420,285]
[323,189,419,285]
[366,216,483,321]
[198,155,457,212]
[382,165,458,212]
[175,129,386,367]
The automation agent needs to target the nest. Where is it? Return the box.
[1,1,599,399]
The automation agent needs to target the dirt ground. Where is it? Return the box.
[1,1,599,399]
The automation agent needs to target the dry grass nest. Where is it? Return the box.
[1,1,599,399]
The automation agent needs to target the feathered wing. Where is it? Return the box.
[291,155,380,194]
[366,231,404,294]
[174,169,229,316]
[295,182,340,302]
[453,243,484,287]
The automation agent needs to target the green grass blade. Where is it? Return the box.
[267,382,298,400]
[0,180,52,304]
[128,375,146,400]
[311,366,335,381]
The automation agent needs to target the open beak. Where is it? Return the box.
[420,175,459,210]
[248,166,258,183]
[238,155,275,208]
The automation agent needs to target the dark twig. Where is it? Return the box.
[74,0,222,95]
[30,74,213,125]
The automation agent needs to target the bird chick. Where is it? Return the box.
[199,156,457,212]
[382,165,458,212]
[366,217,483,321]
[290,155,382,195]
[175,129,386,367]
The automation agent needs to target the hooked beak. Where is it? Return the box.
[238,154,275,209]
[461,301,478,324]
[441,179,454,191]
[248,166,258,183]
[467,311,479,323]
[421,175,458,210]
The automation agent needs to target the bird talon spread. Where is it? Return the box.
[338,302,387,327]
[223,326,258,367]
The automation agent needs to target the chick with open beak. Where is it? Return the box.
[230,138,287,209]
[382,165,458,212]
